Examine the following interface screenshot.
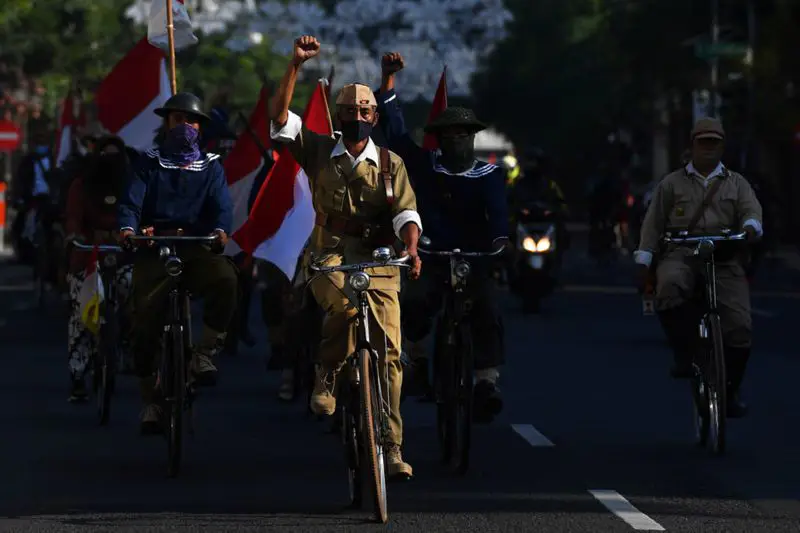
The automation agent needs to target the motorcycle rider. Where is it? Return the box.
[270,36,422,479]
[377,52,508,421]
[635,117,762,418]
[117,92,238,434]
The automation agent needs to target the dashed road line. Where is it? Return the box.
[511,423,554,447]
[589,490,665,531]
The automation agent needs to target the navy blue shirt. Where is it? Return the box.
[118,148,233,235]
[376,89,508,252]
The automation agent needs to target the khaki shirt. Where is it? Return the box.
[635,163,762,266]
[271,111,422,290]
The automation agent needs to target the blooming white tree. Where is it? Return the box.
[126,0,511,100]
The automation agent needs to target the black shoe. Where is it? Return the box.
[473,380,503,423]
[726,391,748,419]
[68,378,89,403]
[670,361,693,379]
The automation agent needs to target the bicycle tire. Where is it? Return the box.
[97,303,118,426]
[433,317,455,464]
[452,325,474,475]
[359,349,388,523]
[167,324,185,478]
[707,313,727,455]
[342,387,362,509]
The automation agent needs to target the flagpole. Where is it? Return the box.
[318,78,334,138]
[165,0,178,94]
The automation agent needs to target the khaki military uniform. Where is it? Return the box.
[638,165,762,348]
[271,110,420,446]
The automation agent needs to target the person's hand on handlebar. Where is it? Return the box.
[117,228,136,251]
[401,246,422,280]
[744,225,757,242]
[210,229,228,252]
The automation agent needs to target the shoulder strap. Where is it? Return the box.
[686,172,726,232]
[379,147,394,205]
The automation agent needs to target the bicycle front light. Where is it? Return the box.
[349,271,371,292]
[103,254,117,268]
[454,260,471,279]
[164,256,183,277]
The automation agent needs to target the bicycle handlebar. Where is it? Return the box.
[662,231,747,244]
[308,253,411,274]
[418,245,507,257]
[71,241,123,253]
[127,235,219,243]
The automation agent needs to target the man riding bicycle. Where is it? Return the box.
[117,92,238,434]
[270,36,422,480]
[377,52,508,421]
[635,117,762,418]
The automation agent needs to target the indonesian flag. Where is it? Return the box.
[96,38,171,151]
[148,0,198,52]
[232,81,331,280]
[222,86,271,256]
[55,89,82,167]
[77,246,104,335]
[422,66,448,151]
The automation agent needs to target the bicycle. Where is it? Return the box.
[127,234,218,477]
[308,247,411,524]
[72,241,125,425]
[661,229,747,456]
[417,236,505,474]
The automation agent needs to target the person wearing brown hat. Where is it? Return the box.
[634,117,762,418]
[377,52,508,422]
[269,35,423,480]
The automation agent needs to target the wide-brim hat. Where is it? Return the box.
[154,92,211,122]
[424,107,487,134]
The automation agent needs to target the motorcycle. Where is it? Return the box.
[511,201,561,313]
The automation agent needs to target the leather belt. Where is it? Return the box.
[315,212,392,243]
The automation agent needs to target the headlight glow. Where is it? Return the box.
[522,236,536,252]
[536,237,551,252]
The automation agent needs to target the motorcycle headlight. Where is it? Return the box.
[522,236,537,253]
[454,260,471,279]
[349,271,371,292]
[536,237,551,252]
[164,256,183,277]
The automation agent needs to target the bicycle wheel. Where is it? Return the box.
[706,313,727,455]
[341,384,362,509]
[433,318,455,464]
[166,323,186,477]
[359,349,388,523]
[691,367,709,446]
[96,304,118,426]
[452,325,474,474]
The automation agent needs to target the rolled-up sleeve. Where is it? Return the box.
[386,155,422,238]
[270,110,302,143]
[736,175,764,237]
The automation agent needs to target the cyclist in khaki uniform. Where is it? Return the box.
[635,117,762,418]
[269,35,422,480]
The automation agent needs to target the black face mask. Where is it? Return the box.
[439,135,475,171]
[340,120,373,142]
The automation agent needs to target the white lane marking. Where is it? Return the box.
[511,423,554,447]
[589,490,665,531]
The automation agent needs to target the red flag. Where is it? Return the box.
[232,83,331,278]
[55,88,80,167]
[222,86,272,255]
[422,66,448,151]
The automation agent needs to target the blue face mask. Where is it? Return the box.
[161,123,201,165]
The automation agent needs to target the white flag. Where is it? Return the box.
[147,0,198,52]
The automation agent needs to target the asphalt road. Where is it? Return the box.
[0,238,798,532]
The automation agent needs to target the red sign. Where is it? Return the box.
[0,120,21,151]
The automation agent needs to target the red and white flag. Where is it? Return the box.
[222,86,271,256]
[95,38,171,151]
[233,82,331,280]
[55,89,82,167]
[148,0,198,52]
[422,66,448,151]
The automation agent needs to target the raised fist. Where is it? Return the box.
[293,35,320,65]
[381,52,405,75]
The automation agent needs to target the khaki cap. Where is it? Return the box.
[691,117,725,140]
[335,83,377,107]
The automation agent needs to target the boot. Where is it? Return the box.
[474,368,503,423]
[191,326,223,387]
[725,346,750,418]
[385,443,413,480]
[139,375,163,435]
[657,305,697,379]
[309,366,337,416]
